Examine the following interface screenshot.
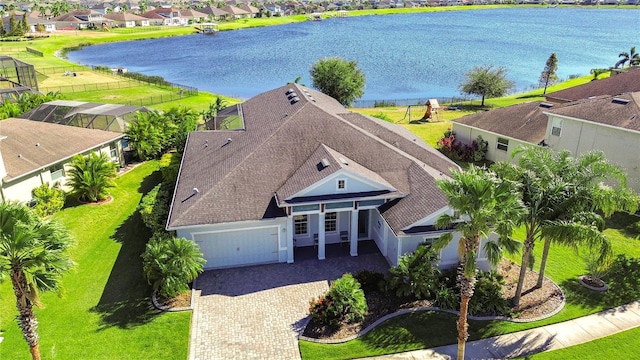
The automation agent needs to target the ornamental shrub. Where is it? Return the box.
[386,244,442,299]
[159,152,182,184]
[141,233,206,298]
[309,273,368,329]
[31,182,66,217]
[468,270,509,316]
[354,269,385,294]
[434,285,459,310]
[138,182,172,233]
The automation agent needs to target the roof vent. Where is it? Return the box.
[539,102,554,108]
[290,97,300,104]
[285,88,295,95]
[338,157,348,165]
[287,92,298,100]
[612,97,630,105]
[193,188,199,194]
[18,154,22,158]
[35,142,40,146]
[320,158,330,168]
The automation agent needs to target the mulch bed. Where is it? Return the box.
[156,291,192,309]
[303,259,564,341]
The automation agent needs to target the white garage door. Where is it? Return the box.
[194,227,279,269]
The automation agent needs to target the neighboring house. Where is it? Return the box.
[238,3,260,17]
[167,84,496,271]
[546,67,640,103]
[141,8,188,25]
[543,92,640,192]
[453,92,640,192]
[178,9,208,23]
[0,118,124,203]
[220,5,251,19]
[452,101,568,163]
[199,6,230,21]
[104,12,150,27]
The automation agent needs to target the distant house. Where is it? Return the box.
[238,3,260,17]
[104,12,150,27]
[545,67,640,103]
[178,9,209,23]
[220,5,251,19]
[199,6,230,21]
[51,10,105,29]
[0,118,124,203]
[166,84,501,271]
[141,8,188,26]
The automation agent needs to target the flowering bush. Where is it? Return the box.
[308,273,368,329]
[437,129,488,162]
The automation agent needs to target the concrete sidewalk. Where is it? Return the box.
[364,300,640,359]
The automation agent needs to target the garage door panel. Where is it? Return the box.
[194,227,279,268]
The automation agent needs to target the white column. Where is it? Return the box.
[350,210,358,257]
[318,212,326,260]
[286,215,294,263]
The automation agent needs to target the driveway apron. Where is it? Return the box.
[189,253,389,360]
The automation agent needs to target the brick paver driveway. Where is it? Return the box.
[189,252,389,360]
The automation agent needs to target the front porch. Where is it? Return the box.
[294,239,382,261]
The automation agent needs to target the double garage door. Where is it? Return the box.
[194,227,279,269]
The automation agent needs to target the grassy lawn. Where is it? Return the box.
[300,212,640,359]
[0,161,191,360]
[519,327,640,359]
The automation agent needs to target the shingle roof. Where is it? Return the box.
[546,67,640,103]
[544,92,640,132]
[167,84,458,234]
[452,101,569,144]
[0,118,123,181]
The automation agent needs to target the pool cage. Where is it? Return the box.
[20,100,149,133]
[0,56,39,101]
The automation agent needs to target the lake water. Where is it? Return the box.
[67,8,639,101]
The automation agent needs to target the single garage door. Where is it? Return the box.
[194,227,279,269]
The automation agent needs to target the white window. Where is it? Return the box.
[50,163,65,181]
[294,215,308,235]
[497,137,509,152]
[325,212,337,232]
[337,179,346,191]
[109,143,118,160]
[551,118,563,136]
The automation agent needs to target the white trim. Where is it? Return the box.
[543,112,640,136]
[402,206,451,230]
[336,178,347,191]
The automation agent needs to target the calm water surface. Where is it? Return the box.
[67,8,639,100]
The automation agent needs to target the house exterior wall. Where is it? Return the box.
[301,172,388,198]
[452,123,530,163]
[0,141,123,203]
[545,114,640,192]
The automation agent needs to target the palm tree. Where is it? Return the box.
[66,152,118,202]
[615,46,640,68]
[142,234,206,298]
[0,202,73,360]
[126,110,166,160]
[491,146,627,306]
[534,150,638,288]
[434,166,523,360]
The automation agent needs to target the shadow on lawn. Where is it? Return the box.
[138,169,163,195]
[91,211,160,330]
[561,254,640,310]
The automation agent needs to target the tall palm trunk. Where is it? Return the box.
[537,238,552,288]
[457,290,471,360]
[10,268,41,360]
[513,231,535,307]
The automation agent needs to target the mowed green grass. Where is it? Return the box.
[0,161,191,360]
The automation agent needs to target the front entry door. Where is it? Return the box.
[358,210,369,238]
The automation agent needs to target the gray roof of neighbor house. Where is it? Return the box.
[0,118,123,182]
[544,92,640,132]
[546,67,640,103]
[452,101,570,144]
[167,84,458,234]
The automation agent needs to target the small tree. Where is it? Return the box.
[459,65,514,107]
[31,183,66,217]
[310,57,365,106]
[538,53,558,95]
[67,152,117,202]
[20,13,29,34]
[141,234,206,298]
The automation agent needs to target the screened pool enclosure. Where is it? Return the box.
[20,100,149,132]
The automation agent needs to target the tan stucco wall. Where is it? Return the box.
[452,123,531,164]
[545,115,640,192]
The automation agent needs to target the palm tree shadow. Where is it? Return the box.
[138,169,163,195]
[90,212,159,330]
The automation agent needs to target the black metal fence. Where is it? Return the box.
[351,96,474,108]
